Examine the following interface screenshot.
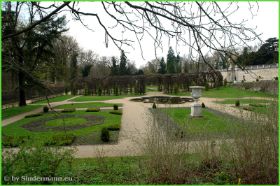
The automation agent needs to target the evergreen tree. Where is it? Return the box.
[119,50,127,75]
[158,57,167,74]
[175,54,181,73]
[2,3,67,106]
[111,57,119,75]
[167,47,176,73]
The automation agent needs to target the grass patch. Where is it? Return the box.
[2,105,42,119]
[170,86,274,98]
[72,95,138,102]
[161,107,247,139]
[45,117,87,127]
[216,99,272,105]
[55,102,122,109]
[2,110,121,146]
[32,95,74,104]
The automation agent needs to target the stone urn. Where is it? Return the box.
[189,86,205,117]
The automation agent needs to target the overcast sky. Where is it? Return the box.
[65,2,279,68]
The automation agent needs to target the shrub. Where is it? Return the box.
[25,113,42,118]
[86,108,100,112]
[43,106,49,113]
[274,77,278,81]
[152,102,157,109]
[2,144,74,184]
[249,103,265,107]
[2,136,30,147]
[107,125,120,131]
[109,111,122,115]
[101,128,110,142]
[213,171,233,184]
[113,104,119,110]
[201,102,206,108]
[235,100,240,107]
[44,134,76,146]
[61,108,76,113]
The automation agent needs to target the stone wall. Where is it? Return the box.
[220,64,278,82]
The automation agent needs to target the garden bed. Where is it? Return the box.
[2,110,122,147]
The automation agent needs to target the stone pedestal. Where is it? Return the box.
[191,102,202,117]
[189,86,205,117]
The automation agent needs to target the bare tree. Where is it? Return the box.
[3,2,262,75]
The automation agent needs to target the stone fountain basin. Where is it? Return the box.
[130,96,193,104]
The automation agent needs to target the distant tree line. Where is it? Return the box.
[236,38,278,67]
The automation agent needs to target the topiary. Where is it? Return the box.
[43,106,49,113]
[109,111,122,115]
[101,128,110,142]
[201,102,206,108]
[113,104,118,110]
[235,100,240,107]
[152,102,157,109]
[86,108,100,112]
[61,108,76,113]
[25,113,42,118]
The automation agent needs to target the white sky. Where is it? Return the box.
[64,2,279,68]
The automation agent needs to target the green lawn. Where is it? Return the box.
[161,108,247,139]
[45,117,87,127]
[54,102,122,109]
[216,98,272,105]
[2,105,43,120]
[72,95,138,102]
[2,110,121,145]
[170,86,274,98]
[32,95,74,104]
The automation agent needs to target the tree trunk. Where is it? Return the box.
[18,70,27,106]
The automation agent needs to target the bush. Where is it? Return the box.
[25,113,42,118]
[249,103,265,107]
[235,100,240,107]
[101,128,110,142]
[61,108,76,113]
[107,125,120,131]
[201,102,206,108]
[86,108,100,112]
[113,104,119,110]
[2,144,74,184]
[2,136,30,147]
[43,106,49,113]
[109,111,122,115]
[44,134,76,146]
[152,102,157,109]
